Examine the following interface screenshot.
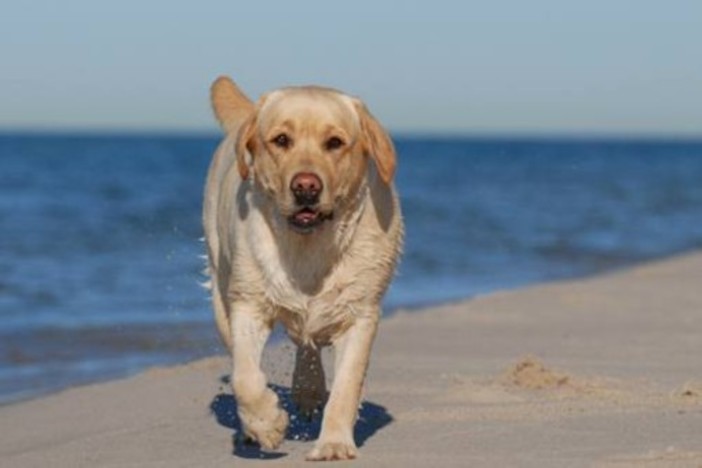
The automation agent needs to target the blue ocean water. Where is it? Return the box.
[1,133,702,404]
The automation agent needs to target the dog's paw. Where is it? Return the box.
[305,439,358,461]
[238,391,289,450]
[241,406,288,450]
[292,385,327,419]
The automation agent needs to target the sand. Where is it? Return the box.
[2,252,702,467]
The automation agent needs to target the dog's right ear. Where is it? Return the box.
[210,76,254,134]
[235,113,257,180]
[211,76,257,180]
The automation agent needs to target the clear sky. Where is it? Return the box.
[1,0,701,136]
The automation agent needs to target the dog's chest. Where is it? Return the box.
[267,266,356,345]
[250,225,357,344]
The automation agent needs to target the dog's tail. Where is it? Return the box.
[210,76,254,134]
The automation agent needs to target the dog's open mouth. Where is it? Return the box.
[288,207,333,233]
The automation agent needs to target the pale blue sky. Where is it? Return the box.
[1,0,701,135]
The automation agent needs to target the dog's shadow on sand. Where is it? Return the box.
[209,377,394,460]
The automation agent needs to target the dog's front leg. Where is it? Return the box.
[230,303,288,450]
[306,310,379,461]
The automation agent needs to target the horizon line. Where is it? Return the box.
[1,127,702,143]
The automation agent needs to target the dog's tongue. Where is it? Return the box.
[294,209,318,224]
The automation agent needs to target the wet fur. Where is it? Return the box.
[203,76,403,460]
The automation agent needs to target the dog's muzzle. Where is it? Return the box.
[287,172,332,234]
[288,206,333,234]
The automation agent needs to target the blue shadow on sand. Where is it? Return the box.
[210,381,393,460]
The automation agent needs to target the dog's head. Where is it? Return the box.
[212,76,396,235]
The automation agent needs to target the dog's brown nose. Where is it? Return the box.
[290,172,323,205]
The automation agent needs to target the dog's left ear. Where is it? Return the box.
[354,100,396,185]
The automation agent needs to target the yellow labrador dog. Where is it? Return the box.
[203,76,403,461]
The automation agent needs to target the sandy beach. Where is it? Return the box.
[2,252,701,467]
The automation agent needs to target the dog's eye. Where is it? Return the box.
[325,136,344,151]
[271,133,291,149]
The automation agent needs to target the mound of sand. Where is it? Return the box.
[502,356,571,390]
[672,381,702,404]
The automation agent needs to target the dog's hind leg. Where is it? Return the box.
[210,278,232,351]
[292,344,327,419]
